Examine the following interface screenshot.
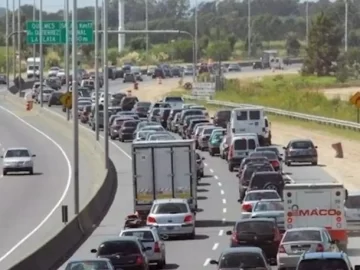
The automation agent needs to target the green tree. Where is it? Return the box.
[285,32,301,57]
[205,40,231,61]
[129,37,146,51]
[303,12,341,76]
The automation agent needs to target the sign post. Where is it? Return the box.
[26,20,94,44]
[349,91,360,123]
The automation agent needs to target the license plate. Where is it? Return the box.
[167,226,174,230]
[294,249,305,253]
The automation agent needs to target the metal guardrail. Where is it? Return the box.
[182,95,360,131]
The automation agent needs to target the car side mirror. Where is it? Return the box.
[202,157,205,160]
[226,230,232,235]
[32,154,36,157]
[315,146,318,148]
[278,157,282,161]
[237,199,243,203]
[209,260,218,265]
[90,249,97,253]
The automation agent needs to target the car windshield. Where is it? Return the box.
[219,252,266,269]
[152,203,188,214]
[121,230,155,242]
[290,141,314,149]
[283,230,321,242]
[165,97,183,102]
[5,149,30,157]
[256,147,279,155]
[149,135,174,141]
[297,259,348,270]
[97,241,140,256]
[254,201,284,212]
[43,89,53,94]
[123,121,138,127]
[65,261,110,270]
[236,221,275,233]
[245,192,280,201]
[137,102,151,108]
[138,131,155,139]
[203,128,215,135]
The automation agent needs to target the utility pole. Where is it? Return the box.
[195,0,198,66]
[12,0,16,79]
[94,0,100,140]
[145,0,149,64]
[6,0,9,84]
[247,0,251,57]
[306,0,309,45]
[344,0,348,52]
[39,0,43,106]
[103,0,109,169]
[17,0,21,93]
[64,0,70,120]
[32,0,36,82]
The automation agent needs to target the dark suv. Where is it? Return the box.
[119,120,139,142]
[121,96,139,111]
[212,110,231,128]
[91,236,151,270]
[248,171,284,197]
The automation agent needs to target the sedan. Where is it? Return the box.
[251,199,285,232]
[146,198,195,239]
[277,227,338,269]
[134,130,157,142]
[283,139,318,166]
[1,147,36,175]
[240,190,281,219]
[65,259,114,270]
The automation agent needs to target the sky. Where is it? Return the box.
[1,0,322,12]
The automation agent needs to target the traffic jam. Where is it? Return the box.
[61,90,360,270]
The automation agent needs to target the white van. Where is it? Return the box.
[227,133,259,172]
[228,107,270,146]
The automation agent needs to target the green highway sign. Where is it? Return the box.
[26,21,94,45]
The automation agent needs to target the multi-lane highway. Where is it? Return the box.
[52,64,360,270]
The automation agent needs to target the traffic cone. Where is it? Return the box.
[134,82,138,90]
[158,77,162,84]
[26,101,31,111]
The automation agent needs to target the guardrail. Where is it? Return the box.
[183,95,360,132]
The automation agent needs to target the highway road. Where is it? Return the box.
[50,64,360,269]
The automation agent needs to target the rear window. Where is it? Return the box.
[123,121,137,127]
[219,252,266,269]
[297,259,348,270]
[254,201,284,211]
[203,128,214,135]
[98,241,140,255]
[161,109,171,117]
[152,203,188,214]
[236,110,248,120]
[245,192,280,201]
[345,195,360,208]
[165,97,183,102]
[66,261,110,270]
[249,110,261,120]
[248,139,256,150]
[290,141,314,149]
[256,147,279,155]
[236,221,275,233]
[121,230,155,242]
[283,230,321,242]
[152,109,160,115]
[234,139,247,149]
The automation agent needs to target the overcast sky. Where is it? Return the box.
[1,0,323,13]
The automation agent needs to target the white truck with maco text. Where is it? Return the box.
[131,139,197,220]
[283,183,349,251]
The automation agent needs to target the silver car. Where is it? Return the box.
[65,258,114,270]
[146,198,196,239]
[36,88,54,103]
[1,147,36,175]
[119,227,166,269]
[134,130,157,142]
[277,227,338,269]
[240,190,281,219]
[251,199,284,232]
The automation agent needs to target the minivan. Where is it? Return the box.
[227,134,260,171]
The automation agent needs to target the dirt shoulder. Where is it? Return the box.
[320,87,358,101]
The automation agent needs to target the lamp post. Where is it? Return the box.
[94,0,100,140]
[247,0,251,57]
[64,0,70,120]
[195,0,198,65]
[305,0,309,45]
[344,0,348,52]
[17,0,21,93]
[103,0,109,169]
[5,0,9,84]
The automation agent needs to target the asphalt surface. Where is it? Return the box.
[0,85,105,269]
[49,65,360,269]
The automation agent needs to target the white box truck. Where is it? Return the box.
[132,139,197,218]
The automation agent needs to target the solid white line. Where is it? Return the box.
[222,198,226,204]
[0,106,72,262]
[220,189,224,195]
[209,169,214,173]
[223,208,227,213]
[218,182,222,187]
[203,258,211,267]
[219,230,223,236]
[212,243,219,250]
[214,175,218,180]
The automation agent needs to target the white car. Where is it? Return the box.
[240,190,281,219]
[1,147,36,175]
[36,88,54,103]
[48,66,60,77]
[119,227,166,269]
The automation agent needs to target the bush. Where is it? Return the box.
[215,75,360,122]
[46,50,61,68]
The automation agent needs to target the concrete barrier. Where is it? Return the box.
[9,159,117,270]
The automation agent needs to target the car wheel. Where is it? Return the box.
[228,164,234,172]
[200,171,204,177]
[209,149,214,156]
[110,135,115,140]
[3,169,7,176]
[92,125,95,131]
[286,161,291,166]
[188,230,195,239]
[311,161,318,166]
[157,258,166,269]
[29,168,34,175]
[120,137,124,142]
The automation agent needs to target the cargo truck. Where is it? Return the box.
[132,139,197,219]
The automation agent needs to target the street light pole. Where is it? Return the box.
[72,0,80,215]
[32,0,36,82]
[64,0,70,120]
[39,0,43,106]
[94,0,100,141]
[17,0,21,93]
[12,0,16,80]
[247,0,251,57]
[306,0,309,45]
[344,0,348,52]
[6,0,9,85]
[145,0,149,63]
[103,0,109,169]
[195,0,198,66]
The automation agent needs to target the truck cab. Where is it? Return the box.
[283,183,348,252]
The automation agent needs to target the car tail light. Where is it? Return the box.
[135,255,144,265]
[273,229,281,242]
[242,203,252,212]
[316,244,324,252]
[147,216,157,223]
[231,231,238,243]
[271,160,280,168]
[184,215,193,223]
[278,245,286,253]
[228,145,234,159]
[154,242,161,253]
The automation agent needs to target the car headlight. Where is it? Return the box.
[25,161,33,165]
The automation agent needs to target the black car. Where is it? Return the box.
[248,171,284,197]
[133,101,151,118]
[159,108,171,129]
[91,236,151,270]
[212,110,231,128]
[171,68,181,77]
[152,68,165,79]
[0,74,7,84]
[48,92,63,106]
[119,120,139,142]
[226,218,282,264]
[123,73,136,83]
[120,96,139,111]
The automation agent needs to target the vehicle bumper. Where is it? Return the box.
[198,140,209,148]
[120,133,134,140]
[209,146,220,153]
[240,212,252,219]
[3,166,33,172]
[277,254,301,268]
[156,224,195,236]
[228,157,244,167]
[111,131,119,138]
[286,156,317,163]
[232,243,278,259]
[148,253,162,262]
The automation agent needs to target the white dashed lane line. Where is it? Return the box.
[222,198,226,204]
[209,168,214,173]
[218,182,222,187]
[223,208,227,213]
[220,189,224,195]
[204,163,208,167]
[212,243,219,250]
[214,175,218,180]
[203,258,211,267]
[219,230,223,236]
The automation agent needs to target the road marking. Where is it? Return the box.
[218,182,222,187]
[223,208,227,213]
[222,198,226,204]
[219,230,223,236]
[220,189,224,195]
[209,168,214,173]
[204,162,208,167]
[212,243,219,250]
[0,106,72,262]
[222,218,226,223]
[214,175,218,180]
[203,258,211,267]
